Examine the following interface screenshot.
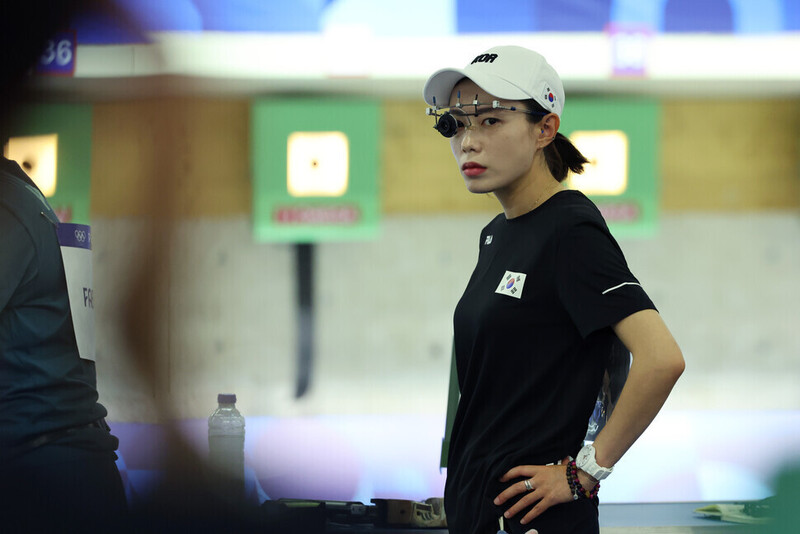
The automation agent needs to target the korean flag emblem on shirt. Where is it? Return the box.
[496,270,527,299]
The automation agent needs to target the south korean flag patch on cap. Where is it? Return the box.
[540,81,557,110]
[496,270,527,299]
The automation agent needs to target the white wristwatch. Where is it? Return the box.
[575,444,614,481]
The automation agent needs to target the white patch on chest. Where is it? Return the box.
[495,270,527,299]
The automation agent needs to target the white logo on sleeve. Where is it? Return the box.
[495,270,527,299]
[484,235,493,245]
[602,281,642,295]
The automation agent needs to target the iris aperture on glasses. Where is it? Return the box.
[426,93,547,138]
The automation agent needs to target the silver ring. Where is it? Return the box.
[524,479,533,491]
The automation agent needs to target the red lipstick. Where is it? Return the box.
[461,162,486,177]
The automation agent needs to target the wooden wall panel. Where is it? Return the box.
[661,99,800,211]
[89,98,800,218]
[91,99,250,218]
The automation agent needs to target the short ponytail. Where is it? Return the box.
[522,100,589,182]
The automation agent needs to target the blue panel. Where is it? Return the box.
[192,0,329,32]
[611,0,667,30]
[730,0,782,33]
[122,0,203,32]
[72,0,202,44]
[458,0,612,32]
[457,0,537,33]
[72,10,148,44]
[533,0,612,31]
[321,0,456,37]
[783,0,800,31]
[663,0,734,33]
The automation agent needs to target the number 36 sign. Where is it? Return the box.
[36,31,76,76]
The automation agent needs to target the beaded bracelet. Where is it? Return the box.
[565,463,580,501]
[565,458,600,500]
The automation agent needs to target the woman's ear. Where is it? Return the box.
[538,113,560,147]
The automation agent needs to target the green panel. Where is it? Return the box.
[440,340,460,469]
[561,98,660,239]
[251,99,381,243]
[10,104,93,224]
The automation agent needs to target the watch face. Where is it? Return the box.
[577,447,591,466]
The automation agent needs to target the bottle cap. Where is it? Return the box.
[217,393,236,404]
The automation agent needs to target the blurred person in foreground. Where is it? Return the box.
[0,1,128,531]
[423,45,685,533]
[0,153,128,532]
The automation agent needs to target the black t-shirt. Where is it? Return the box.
[0,158,116,458]
[446,190,655,533]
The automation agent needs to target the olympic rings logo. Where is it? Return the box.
[74,229,88,243]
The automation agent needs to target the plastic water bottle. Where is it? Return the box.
[208,393,245,500]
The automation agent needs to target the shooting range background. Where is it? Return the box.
[14,0,800,508]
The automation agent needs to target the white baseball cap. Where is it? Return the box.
[423,45,565,117]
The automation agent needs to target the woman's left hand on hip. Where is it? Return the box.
[493,458,574,525]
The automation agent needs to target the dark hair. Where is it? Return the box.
[522,99,589,182]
